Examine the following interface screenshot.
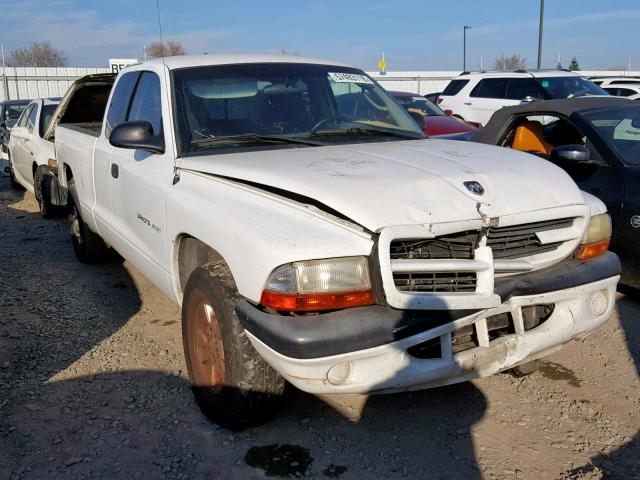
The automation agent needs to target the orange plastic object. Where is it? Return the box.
[575,238,610,260]
[512,121,553,154]
[260,289,374,312]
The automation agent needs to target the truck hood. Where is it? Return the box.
[179,139,585,232]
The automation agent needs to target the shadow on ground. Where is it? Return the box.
[0,177,487,479]
[566,286,640,479]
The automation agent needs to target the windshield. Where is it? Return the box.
[391,95,443,117]
[4,104,28,121]
[173,63,424,156]
[583,107,640,167]
[536,76,608,99]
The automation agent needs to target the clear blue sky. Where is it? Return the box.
[1,0,637,71]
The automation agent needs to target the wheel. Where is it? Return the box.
[34,165,61,218]
[8,154,22,190]
[67,180,109,263]
[182,262,285,430]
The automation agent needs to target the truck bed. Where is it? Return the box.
[60,122,103,137]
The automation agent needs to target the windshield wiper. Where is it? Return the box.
[309,126,421,140]
[191,133,324,147]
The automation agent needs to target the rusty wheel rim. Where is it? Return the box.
[187,290,225,392]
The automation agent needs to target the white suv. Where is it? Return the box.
[590,77,640,87]
[600,82,640,99]
[438,70,608,126]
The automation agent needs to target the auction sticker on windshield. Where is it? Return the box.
[329,72,374,84]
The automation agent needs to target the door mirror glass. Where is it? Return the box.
[549,144,591,163]
[109,121,165,154]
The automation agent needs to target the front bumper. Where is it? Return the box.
[238,254,620,394]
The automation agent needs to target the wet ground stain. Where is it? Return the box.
[322,464,348,478]
[539,361,582,387]
[245,444,313,477]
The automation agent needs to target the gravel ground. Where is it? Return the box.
[0,176,638,480]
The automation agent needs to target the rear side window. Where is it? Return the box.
[442,79,469,96]
[17,104,34,128]
[127,72,163,136]
[470,78,508,99]
[105,71,139,136]
[26,104,38,133]
[505,78,546,100]
[39,104,58,137]
[616,88,637,97]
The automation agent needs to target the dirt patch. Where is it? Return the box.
[0,178,638,479]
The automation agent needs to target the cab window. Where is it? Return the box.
[127,71,163,136]
[105,71,139,137]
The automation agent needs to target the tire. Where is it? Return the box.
[67,181,109,263]
[34,165,61,218]
[182,262,285,430]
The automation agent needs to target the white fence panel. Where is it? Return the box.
[2,67,640,102]
[0,67,110,101]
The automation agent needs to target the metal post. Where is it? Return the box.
[463,25,471,71]
[1,44,8,101]
[537,0,544,69]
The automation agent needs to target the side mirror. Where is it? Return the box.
[549,144,595,164]
[109,121,165,154]
[407,111,426,130]
[10,126,30,139]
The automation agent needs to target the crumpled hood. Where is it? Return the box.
[179,139,585,232]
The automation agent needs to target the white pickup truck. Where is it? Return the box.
[54,54,620,429]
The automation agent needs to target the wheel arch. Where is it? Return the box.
[173,235,234,302]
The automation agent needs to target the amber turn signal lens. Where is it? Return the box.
[575,238,610,260]
[260,289,374,312]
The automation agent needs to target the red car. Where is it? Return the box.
[390,91,479,137]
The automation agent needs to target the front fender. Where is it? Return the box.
[165,171,374,303]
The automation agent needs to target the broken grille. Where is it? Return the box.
[486,217,574,259]
[390,217,575,262]
[390,232,477,260]
[393,272,477,293]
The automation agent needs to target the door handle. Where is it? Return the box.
[111,163,119,178]
[464,102,472,106]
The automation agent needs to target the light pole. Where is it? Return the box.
[463,25,471,71]
[537,0,544,68]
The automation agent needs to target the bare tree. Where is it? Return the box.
[7,41,68,67]
[494,54,527,70]
[146,40,186,58]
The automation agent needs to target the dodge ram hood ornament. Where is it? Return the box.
[464,181,485,196]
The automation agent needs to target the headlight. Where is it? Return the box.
[261,256,373,312]
[576,213,611,260]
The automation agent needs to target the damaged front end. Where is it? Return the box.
[237,205,620,395]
